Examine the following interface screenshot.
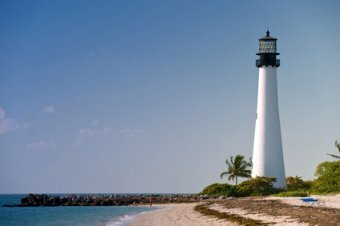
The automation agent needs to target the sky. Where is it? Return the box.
[0,0,339,194]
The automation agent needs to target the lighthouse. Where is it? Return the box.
[252,31,286,188]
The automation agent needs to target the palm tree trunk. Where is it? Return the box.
[236,177,238,186]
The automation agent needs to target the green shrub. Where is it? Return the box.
[236,177,280,196]
[274,191,308,197]
[312,161,340,193]
[286,176,313,191]
[200,183,236,196]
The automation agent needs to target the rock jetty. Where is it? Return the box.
[12,194,203,207]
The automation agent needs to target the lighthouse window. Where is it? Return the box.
[259,41,276,53]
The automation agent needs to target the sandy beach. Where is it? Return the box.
[127,203,233,226]
[128,195,340,226]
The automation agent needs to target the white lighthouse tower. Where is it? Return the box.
[252,31,286,188]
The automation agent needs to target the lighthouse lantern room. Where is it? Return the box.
[256,31,280,68]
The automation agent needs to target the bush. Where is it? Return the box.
[312,161,340,193]
[286,176,313,191]
[236,177,281,196]
[274,191,308,197]
[200,183,236,196]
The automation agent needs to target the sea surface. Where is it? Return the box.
[0,194,159,226]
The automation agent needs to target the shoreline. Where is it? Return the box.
[126,202,232,226]
[127,195,340,226]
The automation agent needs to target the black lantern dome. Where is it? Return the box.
[256,30,280,67]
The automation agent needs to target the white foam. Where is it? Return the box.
[105,214,135,226]
[104,207,165,226]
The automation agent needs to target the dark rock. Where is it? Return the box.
[15,193,201,207]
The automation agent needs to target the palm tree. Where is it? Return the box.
[220,155,252,185]
[327,141,340,159]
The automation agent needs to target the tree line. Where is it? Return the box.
[201,140,340,196]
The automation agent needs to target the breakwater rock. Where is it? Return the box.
[16,194,202,207]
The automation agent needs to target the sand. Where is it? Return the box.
[127,195,340,226]
[127,203,236,226]
[266,194,340,209]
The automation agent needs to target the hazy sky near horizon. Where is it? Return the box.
[1,0,339,193]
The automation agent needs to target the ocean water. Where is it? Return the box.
[0,194,158,226]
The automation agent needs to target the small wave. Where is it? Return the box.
[105,207,163,226]
[105,214,137,226]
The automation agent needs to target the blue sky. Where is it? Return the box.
[1,0,339,193]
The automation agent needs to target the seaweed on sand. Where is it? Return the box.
[194,202,269,226]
